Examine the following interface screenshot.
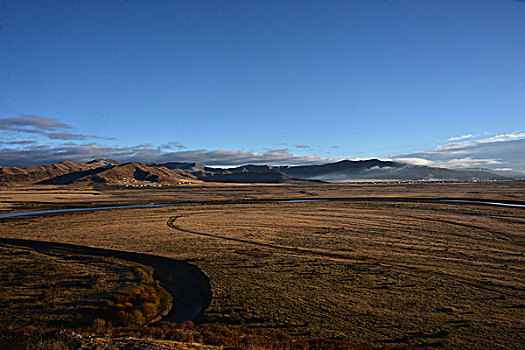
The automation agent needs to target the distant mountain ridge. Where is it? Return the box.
[0,161,102,185]
[0,159,523,186]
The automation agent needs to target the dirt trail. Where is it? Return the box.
[0,237,212,322]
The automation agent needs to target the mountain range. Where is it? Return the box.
[0,159,523,186]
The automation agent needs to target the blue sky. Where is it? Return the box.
[0,0,524,169]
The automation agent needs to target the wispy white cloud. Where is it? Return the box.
[444,134,474,142]
[389,131,525,170]
[437,131,525,151]
[472,131,525,144]
[392,157,503,168]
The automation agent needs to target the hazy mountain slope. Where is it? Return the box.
[460,168,525,180]
[156,162,207,172]
[277,160,512,181]
[278,159,402,179]
[229,165,281,174]
[356,165,509,181]
[199,171,291,183]
[157,163,291,183]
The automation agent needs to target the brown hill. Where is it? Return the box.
[0,161,201,186]
[0,161,101,185]
[77,162,200,185]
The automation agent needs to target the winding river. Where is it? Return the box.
[0,198,523,220]
[0,197,523,322]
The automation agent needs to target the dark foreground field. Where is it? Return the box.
[0,182,523,349]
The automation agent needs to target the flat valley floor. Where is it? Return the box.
[1,182,524,349]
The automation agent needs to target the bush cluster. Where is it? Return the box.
[98,284,164,328]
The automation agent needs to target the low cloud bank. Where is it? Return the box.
[389,132,525,170]
[0,143,335,168]
[1,115,523,170]
[0,115,334,167]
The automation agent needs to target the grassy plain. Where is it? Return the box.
[0,182,524,349]
[1,181,523,213]
[0,243,172,348]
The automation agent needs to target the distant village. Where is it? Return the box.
[121,177,192,187]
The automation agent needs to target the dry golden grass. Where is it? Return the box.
[0,243,170,331]
[1,181,523,212]
[0,182,524,349]
[170,201,524,348]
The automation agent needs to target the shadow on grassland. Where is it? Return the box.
[0,237,212,323]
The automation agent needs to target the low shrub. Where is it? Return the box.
[98,283,166,327]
